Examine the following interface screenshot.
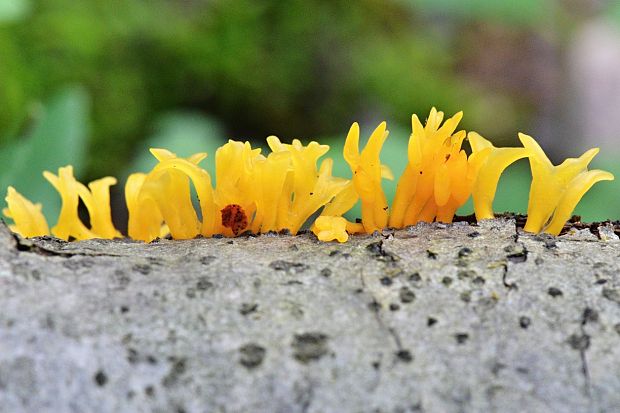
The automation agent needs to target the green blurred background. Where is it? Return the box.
[1,0,619,228]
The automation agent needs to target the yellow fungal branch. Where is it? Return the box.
[518,133,614,235]
[468,132,529,221]
[390,108,469,227]
[341,122,392,233]
[3,186,49,237]
[43,166,121,240]
[2,108,615,243]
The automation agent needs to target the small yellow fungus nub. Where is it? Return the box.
[312,215,349,243]
[519,133,614,235]
[3,186,49,237]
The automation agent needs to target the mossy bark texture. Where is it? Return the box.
[1,219,620,412]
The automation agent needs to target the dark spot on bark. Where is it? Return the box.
[458,270,476,280]
[289,244,299,251]
[62,260,81,271]
[427,317,437,327]
[408,272,421,283]
[292,333,329,363]
[491,362,507,375]
[467,231,480,238]
[548,287,563,297]
[147,355,158,365]
[114,270,130,287]
[602,287,620,304]
[441,276,453,286]
[366,241,399,264]
[582,307,598,324]
[213,234,224,239]
[389,303,400,311]
[31,270,41,280]
[535,257,544,265]
[199,255,216,265]
[269,260,309,274]
[395,350,413,363]
[127,348,138,364]
[473,276,486,285]
[372,360,381,369]
[320,268,332,278]
[595,279,608,285]
[399,287,416,303]
[240,303,258,315]
[186,288,196,299]
[120,306,129,313]
[94,370,108,387]
[544,239,557,249]
[239,343,266,369]
[567,334,590,351]
[460,291,471,303]
[614,323,620,336]
[162,357,187,387]
[426,250,438,259]
[380,276,393,286]
[455,333,469,344]
[368,300,381,312]
[145,385,155,397]
[329,250,340,256]
[196,277,213,291]
[519,316,531,329]
[458,247,472,258]
[132,264,151,275]
[227,240,234,244]
[147,257,164,266]
[505,244,528,263]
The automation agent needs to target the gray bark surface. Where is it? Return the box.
[1,219,620,413]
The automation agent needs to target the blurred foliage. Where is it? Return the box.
[398,0,550,25]
[0,86,89,221]
[0,0,31,23]
[0,0,499,180]
[127,112,225,180]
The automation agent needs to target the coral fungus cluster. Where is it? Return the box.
[4,108,614,242]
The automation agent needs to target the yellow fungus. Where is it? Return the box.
[312,215,349,243]
[519,133,614,235]
[2,109,614,242]
[390,108,469,227]
[342,121,392,233]
[468,132,529,221]
[3,186,49,237]
[42,166,120,240]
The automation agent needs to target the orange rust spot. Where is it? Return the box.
[221,204,248,235]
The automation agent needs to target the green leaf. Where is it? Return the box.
[125,112,226,180]
[0,86,90,222]
[0,0,31,23]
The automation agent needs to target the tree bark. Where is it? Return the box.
[1,218,619,413]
